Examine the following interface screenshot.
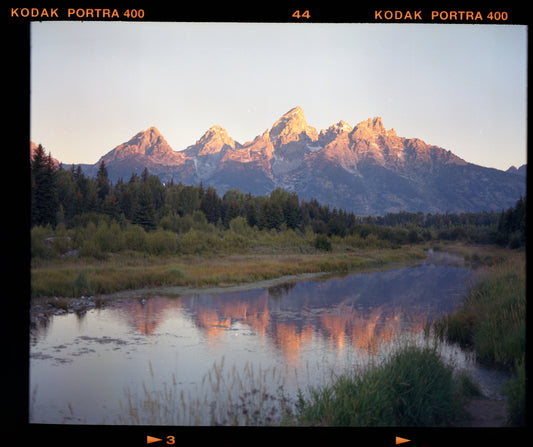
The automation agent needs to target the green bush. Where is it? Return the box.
[229,216,253,237]
[123,224,147,252]
[503,357,526,425]
[295,345,463,426]
[177,229,223,254]
[314,234,332,251]
[191,210,209,231]
[78,238,106,260]
[71,271,92,296]
[95,220,123,253]
[222,231,250,252]
[146,229,177,255]
[31,225,51,259]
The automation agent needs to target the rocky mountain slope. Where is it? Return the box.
[39,107,526,215]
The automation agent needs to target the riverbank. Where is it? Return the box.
[30,247,426,329]
[32,241,518,300]
[31,246,427,299]
[29,243,524,428]
[432,249,526,426]
[29,242,516,329]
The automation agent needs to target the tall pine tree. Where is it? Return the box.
[31,144,59,227]
[133,184,156,230]
[200,187,222,224]
[96,160,110,207]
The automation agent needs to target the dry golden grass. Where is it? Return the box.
[31,248,426,298]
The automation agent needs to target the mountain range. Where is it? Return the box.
[36,107,526,215]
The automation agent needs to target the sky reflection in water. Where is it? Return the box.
[30,263,473,424]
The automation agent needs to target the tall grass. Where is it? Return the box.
[31,248,425,298]
[115,336,480,427]
[293,343,470,426]
[116,358,294,426]
[433,255,525,368]
[503,356,526,426]
[432,254,526,424]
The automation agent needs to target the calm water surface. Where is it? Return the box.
[30,256,486,425]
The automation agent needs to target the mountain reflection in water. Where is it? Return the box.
[30,262,473,424]
[109,263,471,361]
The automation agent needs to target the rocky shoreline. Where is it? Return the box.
[30,295,114,329]
[29,271,330,329]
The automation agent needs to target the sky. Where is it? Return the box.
[30,21,527,170]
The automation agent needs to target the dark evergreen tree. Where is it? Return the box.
[133,185,156,230]
[96,160,110,206]
[55,167,76,224]
[223,201,241,228]
[102,192,120,220]
[496,196,526,248]
[283,192,301,230]
[178,185,201,216]
[200,187,222,224]
[246,202,258,228]
[141,167,149,183]
[116,181,135,221]
[31,144,59,227]
[260,199,284,230]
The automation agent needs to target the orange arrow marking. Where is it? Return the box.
[396,437,411,445]
[147,436,162,444]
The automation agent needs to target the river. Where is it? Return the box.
[29,252,506,425]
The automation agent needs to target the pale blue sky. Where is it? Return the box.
[31,22,527,170]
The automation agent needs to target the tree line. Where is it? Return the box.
[30,144,525,249]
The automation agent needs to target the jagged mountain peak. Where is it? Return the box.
[280,106,305,120]
[319,120,354,146]
[100,126,175,164]
[133,126,165,144]
[186,124,240,157]
[56,107,525,215]
[506,164,527,177]
[269,106,318,146]
[354,117,385,133]
[349,117,399,142]
[270,107,306,134]
[129,126,168,147]
[336,120,353,132]
[198,125,233,144]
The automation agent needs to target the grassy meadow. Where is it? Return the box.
[30,220,428,298]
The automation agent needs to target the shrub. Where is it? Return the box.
[222,231,250,252]
[229,216,253,237]
[191,210,209,231]
[503,357,526,425]
[72,271,92,296]
[78,238,106,260]
[314,234,332,251]
[295,345,463,426]
[178,229,224,254]
[146,229,177,255]
[123,224,147,252]
[31,225,51,259]
[96,221,123,253]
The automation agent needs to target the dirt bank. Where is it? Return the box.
[458,397,509,427]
